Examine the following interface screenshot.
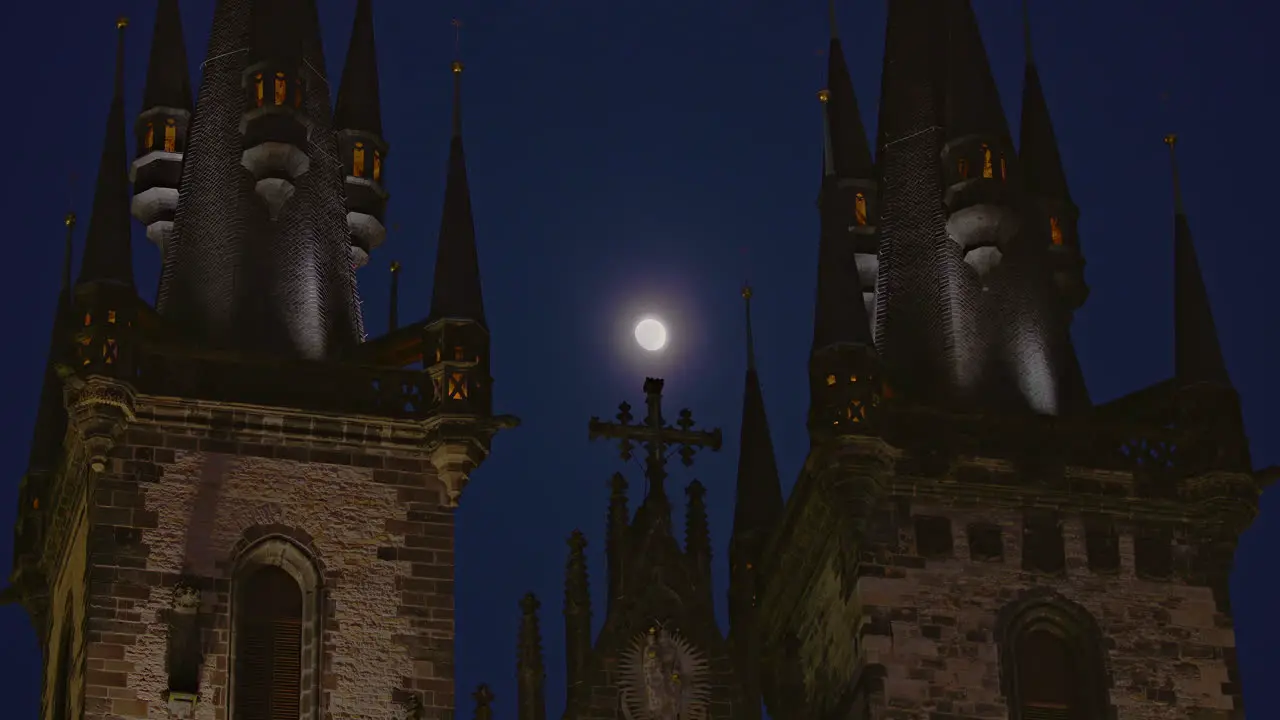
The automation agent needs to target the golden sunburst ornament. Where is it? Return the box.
[618,624,711,720]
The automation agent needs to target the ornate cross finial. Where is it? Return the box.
[588,378,722,499]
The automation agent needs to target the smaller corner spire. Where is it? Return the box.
[563,530,591,702]
[605,472,629,612]
[62,212,76,293]
[742,283,757,370]
[334,0,385,136]
[472,684,495,720]
[516,593,547,720]
[141,0,192,113]
[78,16,135,289]
[388,260,401,331]
[1164,133,1185,215]
[828,0,839,40]
[1022,0,1033,63]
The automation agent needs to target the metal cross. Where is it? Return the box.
[588,377,722,498]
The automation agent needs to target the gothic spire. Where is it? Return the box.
[563,531,591,704]
[27,214,77,474]
[1165,135,1230,387]
[79,18,135,290]
[943,0,1015,146]
[516,593,547,720]
[1018,0,1072,204]
[140,0,192,113]
[823,0,874,181]
[334,0,384,137]
[732,286,784,556]
[427,61,488,327]
[605,472,629,613]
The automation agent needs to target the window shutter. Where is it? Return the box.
[234,566,303,720]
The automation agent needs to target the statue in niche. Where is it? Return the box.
[619,624,710,720]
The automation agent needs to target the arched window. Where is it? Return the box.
[353,142,366,178]
[274,72,288,106]
[998,592,1111,720]
[854,192,868,226]
[231,538,321,720]
[234,566,302,720]
[254,73,265,107]
[981,144,994,179]
[163,118,177,153]
[958,157,969,179]
[1050,217,1064,246]
[373,151,382,182]
[1000,154,1008,181]
[144,122,155,151]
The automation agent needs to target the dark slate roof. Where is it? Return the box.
[826,37,874,180]
[141,0,192,112]
[427,67,488,327]
[334,0,384,136]
[78,23,135,289]
[1018,60,1072,203]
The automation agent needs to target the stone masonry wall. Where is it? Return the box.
[849,500,1238,720]
[75,398,458,720]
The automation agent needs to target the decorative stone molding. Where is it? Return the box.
[64,376,136,472]
[172,581,201,615]
[165,690,198,719]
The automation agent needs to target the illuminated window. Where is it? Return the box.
[274,72,287,106]
[32,498,38,510]
[981,144,994,179]
[103,339,118,365]
[144,122,155,151]
[163,118,177,153]
[107,310,117,324]
[1000,154,1007,181]
[373,151,382,182]
[1050,217,1064,246]
[453,346,465,361]
[352,142,365,178]
[435,348,442,363]
[849,374,859,383]
[447,372,468,400]
[253,72,264,107]
[854,192,868,226]
[83,313,91,326]
[826,374,836,386]
[958,158,969,179]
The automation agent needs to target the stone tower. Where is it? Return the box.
[5,3,515,720]
[752,3,1260,720]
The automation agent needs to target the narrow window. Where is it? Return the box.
[958,157,969,179]
[254,72,264,107]
[1022,511,1066,575]
[234,566,302,720]
[854,192,868,226]
[1050,217,1064,245]
[453,346,465,361]
[144,122,155,151]
[1134,531,1173,579]
[968,523,1004,562]
[1000,153,1008,180]
[1084,518,1120,574]
[448,372,469,400]
[915,516,953,558]
[373,150,382,182]
[352,142,366,178]
[1016,629,1075,719]
[163,118,177,153]
[274,72,288,106]
[981,144,994,179]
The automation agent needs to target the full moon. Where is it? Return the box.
[634,318,668,352]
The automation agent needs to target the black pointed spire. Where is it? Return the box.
[824,0,874,181]
[516,593,547,720]
[334,0,384,136]
[944,0,1015,145]
[732,286,784,550]
[427,61,487,327]
[1165,135,1230,387]
[1018,1,1072,204]
[79,18,135,290]
[28,214,77,473]
[563,531,591,704]
[141,0,192,113]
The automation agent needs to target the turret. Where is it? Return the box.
[605,472,629,613]
[334,0,389,267]
[821,2,879,322]
[421,60,517,506]
[131,0,192,251]
[684,479,713,608]
[563,531,591,706]
[516,593,547,720]
[239,0,315,218]
[1019,1,1086,310]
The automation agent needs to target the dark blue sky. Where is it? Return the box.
[1,0,1276,718]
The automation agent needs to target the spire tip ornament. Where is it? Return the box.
[116,16,129,30]
[817,88,830,104]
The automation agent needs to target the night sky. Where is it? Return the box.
[1,1,1277,718]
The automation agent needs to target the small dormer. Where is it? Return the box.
[422,318,492,417]
[239,60,312,219]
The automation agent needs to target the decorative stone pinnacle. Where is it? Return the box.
[568,529,587,553]
[520,592,540,615]
[172,582,201,614]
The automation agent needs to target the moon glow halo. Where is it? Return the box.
[634,318,668,352]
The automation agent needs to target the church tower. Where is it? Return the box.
[755,3,1259,720]
[6,5,515,720]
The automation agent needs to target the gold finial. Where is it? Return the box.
[390,260,401,274]
[64,212,76,228]
[451,60,464,74]
[817,88,830,104]
[1163,133,1177,147]
[741,283,753,301]
[116,16,129,30]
